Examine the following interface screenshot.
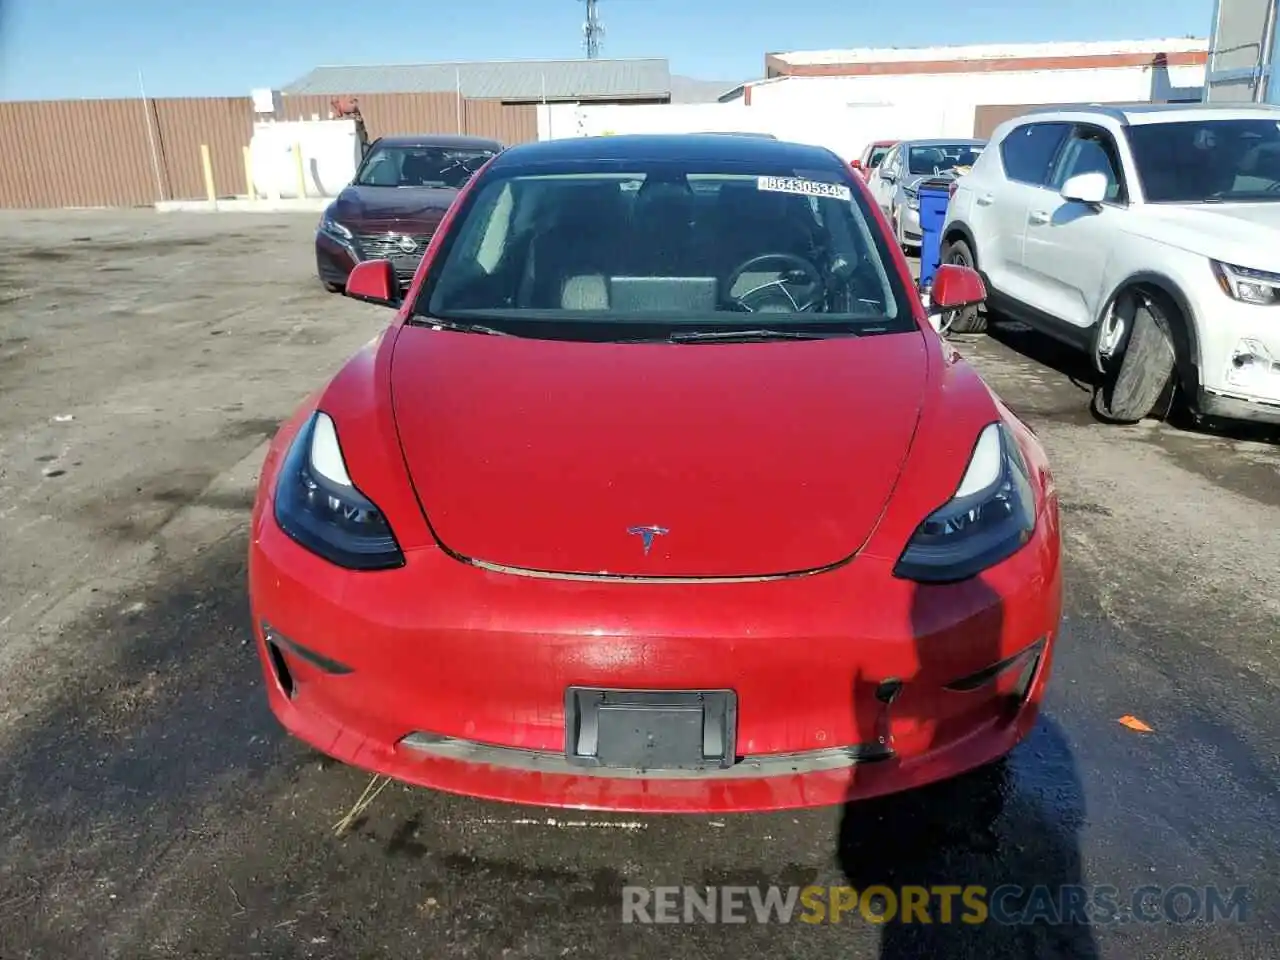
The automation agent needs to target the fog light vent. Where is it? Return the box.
[266,641,296,699]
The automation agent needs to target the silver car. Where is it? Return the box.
[867,138,986,250]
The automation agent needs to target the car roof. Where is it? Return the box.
[698,130,779,139]
[373,134,504,150]
[897,138,987,147]
[1015,101,1280,127]
[487,133,844,171]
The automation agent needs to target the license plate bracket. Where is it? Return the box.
[565,687,737,771]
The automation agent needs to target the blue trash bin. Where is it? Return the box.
[916,180,951,289]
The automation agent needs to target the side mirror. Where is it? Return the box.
[345,260,402,308]
[1060,171,1108,206]
[930,264,987,311]
[850,159,864,173]
[880,169,897,183]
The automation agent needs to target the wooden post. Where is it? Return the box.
[243,146,255,200]
[294,142,307,199]
[200,144,216,203]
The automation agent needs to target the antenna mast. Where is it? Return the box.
[582,0,604,58]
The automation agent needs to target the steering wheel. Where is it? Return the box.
[724,253,825,313]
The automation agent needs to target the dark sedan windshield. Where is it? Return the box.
[907,144,983,176]
[419,163,913,337]
[1126,118,1280,203]
[355,144,496,189]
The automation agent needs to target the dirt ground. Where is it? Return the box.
[0,211,1277,960]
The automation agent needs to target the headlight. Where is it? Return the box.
[893,422,1036,584]
[319,213,353,241]
[273,412,404,570]
[905,190,919,210]
[1212,260,1280,305]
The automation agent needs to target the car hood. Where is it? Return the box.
[902,170,959,193]
[329,184,458,227]
[389,327,930,578]
[1128,202,1280,269]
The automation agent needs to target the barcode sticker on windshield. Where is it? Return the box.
[757,176,851,201]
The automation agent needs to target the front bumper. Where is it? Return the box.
[900,205,922,245]
[315,230,424,291]
[315,231,358,288]
[1198,388,1280,425]
[249,505,1062,813]
[1193,292,1280,423]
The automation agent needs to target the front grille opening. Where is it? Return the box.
[267,641,296,699]
[356,232,434,261]
[1012,652,1042,702]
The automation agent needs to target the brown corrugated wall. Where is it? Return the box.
[0,94,539,209]
[283,92,461,136]
[0,99,158,207]
[152,97,255,201]
[465,99,538,144]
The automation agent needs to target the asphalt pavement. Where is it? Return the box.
[0,211,1276,959]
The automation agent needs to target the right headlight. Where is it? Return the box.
[273,411,404,571]
[893,421,1037,584]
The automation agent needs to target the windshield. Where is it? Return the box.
[1126,119,1280,203]
[355,144,496,189]
[907,144,983,176]
[867,146,892,168]
[418,162,914,340]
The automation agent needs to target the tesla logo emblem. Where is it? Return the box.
[396,235,418,254]
[626,525,668,556]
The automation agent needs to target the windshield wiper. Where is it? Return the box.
[667,328,848,343]
[414,316,513,336]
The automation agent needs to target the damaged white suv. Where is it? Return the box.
[941,102,1280,426]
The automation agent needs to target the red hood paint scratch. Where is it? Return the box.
[389,329,930,577]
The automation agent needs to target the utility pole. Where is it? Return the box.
[582,0,604,59]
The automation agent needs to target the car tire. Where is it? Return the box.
[1090,296,1175,424]
[937,237,987,334]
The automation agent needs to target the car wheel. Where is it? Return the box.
[937,237,987,334]
[1090,295,1176,424]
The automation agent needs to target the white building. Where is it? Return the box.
[719,38,1209,139]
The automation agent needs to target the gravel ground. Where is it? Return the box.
[0,210,1276,960]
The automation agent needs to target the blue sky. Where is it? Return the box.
[1,0,1213,101]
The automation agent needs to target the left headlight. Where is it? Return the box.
[273,411,404,571]
[905,188,920,210]
[893,421,1036,584]
[1212,260,1280,305]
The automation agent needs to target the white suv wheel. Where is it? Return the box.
[1095,304,1127,371]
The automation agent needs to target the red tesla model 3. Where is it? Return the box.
[248,134,1062,814]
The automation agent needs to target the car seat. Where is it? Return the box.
[518,182,627,309]
[626,178,702,276]
[399,153,440,186]
[912,148,946,173]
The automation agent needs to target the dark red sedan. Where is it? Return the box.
[254,134,1062,813]
[852,139,898,181]
[315,134,502,292]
